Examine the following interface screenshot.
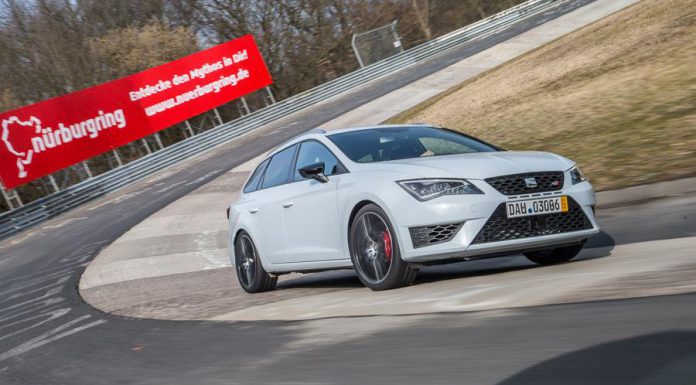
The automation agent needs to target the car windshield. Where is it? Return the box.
[327,126,498,163]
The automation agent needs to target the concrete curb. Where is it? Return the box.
[596,177,696,208]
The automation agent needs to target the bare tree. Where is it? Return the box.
[89,21,198,79]
[411,0,433,40]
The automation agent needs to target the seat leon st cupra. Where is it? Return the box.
[227,125,599,292]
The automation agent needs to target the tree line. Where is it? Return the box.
[0,0,522,209]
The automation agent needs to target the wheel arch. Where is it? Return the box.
[347,200,378,240]
[230,227,273,271]
[229,228,248,267]
[345,198,402,254]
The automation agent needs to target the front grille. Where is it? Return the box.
[410,223,463,248]
[472,197,592,244]
[486,171,564,195]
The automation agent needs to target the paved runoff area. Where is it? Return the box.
[78,0,684,322]
[79,172,696,321]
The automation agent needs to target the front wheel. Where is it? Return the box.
[524,242,585,265]
[234,231,277,293]
[349,204,418,291]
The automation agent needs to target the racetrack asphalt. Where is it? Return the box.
[2,0,696,383]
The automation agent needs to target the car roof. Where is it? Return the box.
[267,123,433,157]
[325,123,432,135]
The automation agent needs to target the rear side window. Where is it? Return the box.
[293,141,343,182]
[260,144,298,189]
[243,159,270,193]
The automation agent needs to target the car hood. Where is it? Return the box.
[356,151,574,179]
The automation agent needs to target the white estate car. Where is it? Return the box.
[227,125,599,292]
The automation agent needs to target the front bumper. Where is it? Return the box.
[390,178,600,263]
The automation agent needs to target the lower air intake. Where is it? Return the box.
[409,223,463,248]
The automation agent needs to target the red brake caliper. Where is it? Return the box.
[382,230,393,262]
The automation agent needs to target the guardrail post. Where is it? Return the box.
[237,98,251,116]
[82,161,93,179]
[1,183,22,210]
[47,174,60,193]
[141,138,152,154]
[153,133,165,150]
[213,108,224,125]
[264,87,276,106]
[184,121,195,137]
[0,184,11,210]
[112,150,123,167]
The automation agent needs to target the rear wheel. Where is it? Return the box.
[524,242,585,265]
[234,231,277,293]
[349,204,418,291]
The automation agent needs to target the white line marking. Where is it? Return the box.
[41,217,87,229]
[0,315,106,362]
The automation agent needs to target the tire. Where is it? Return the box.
[234,231,277,293]
[524,242,585,265]
[349,204,418,291]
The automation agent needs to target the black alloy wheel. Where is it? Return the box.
[349,204,418,291]
[234,231,277,293]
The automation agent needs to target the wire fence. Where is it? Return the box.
[352,20,404,68]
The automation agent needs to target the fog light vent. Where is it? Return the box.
[409,222,463,248]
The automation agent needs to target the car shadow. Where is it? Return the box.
[276,270,363,290]
[416,230,616,284]
[496,331,696,385]
[275,231,616,289]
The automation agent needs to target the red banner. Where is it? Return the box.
[0,35,272,189]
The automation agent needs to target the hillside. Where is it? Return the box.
[388,0,696,190]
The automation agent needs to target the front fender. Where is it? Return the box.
[337,172,414,256]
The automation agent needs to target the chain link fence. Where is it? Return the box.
[352,21,404,68]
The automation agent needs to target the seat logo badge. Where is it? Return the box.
[525,177,537,188]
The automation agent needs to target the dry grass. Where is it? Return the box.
[387,0,696,190]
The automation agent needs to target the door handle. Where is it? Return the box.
[249,208,259,214]
[282,202,294,208]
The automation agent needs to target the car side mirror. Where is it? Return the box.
[298,162,329,183]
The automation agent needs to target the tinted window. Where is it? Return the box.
[260,145,297,189]
[418,137,482,155]
[328,126,498,163]
[243,159,270,193]
[294,141,342,181]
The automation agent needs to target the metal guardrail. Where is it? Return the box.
[0,0,562,239]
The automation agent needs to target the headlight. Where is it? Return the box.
[569,166,588,185]
[397,179,483,201]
